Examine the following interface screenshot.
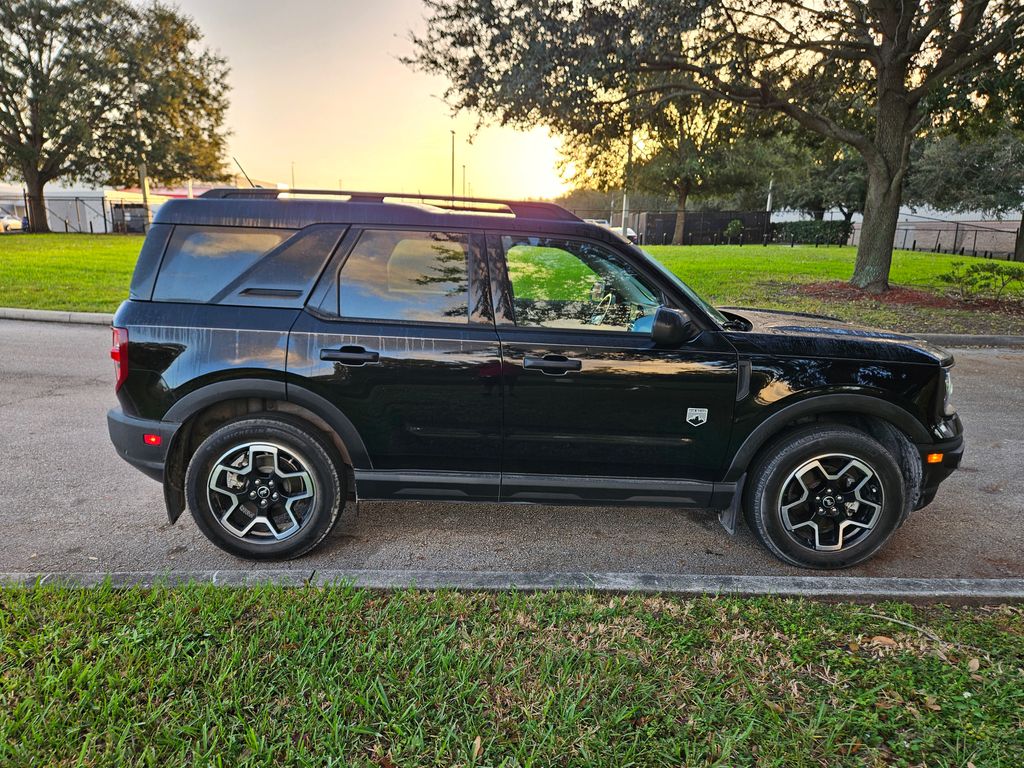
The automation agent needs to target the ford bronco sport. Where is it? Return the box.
[107,190,963,568]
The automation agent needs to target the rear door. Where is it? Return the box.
[288,227,503,500]
[488,232,738,505]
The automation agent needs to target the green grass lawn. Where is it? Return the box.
[0,233,140,312]
[0,233,1020,332]
[646,245,1024,334]
[1,586,1022,766]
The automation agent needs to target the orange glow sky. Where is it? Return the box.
[174,0,570,199]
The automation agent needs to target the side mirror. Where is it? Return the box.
[651,306,695,347]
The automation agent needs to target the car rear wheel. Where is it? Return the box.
[744,425,905,569]
[185,415,344,560]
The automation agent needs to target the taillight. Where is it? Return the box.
[111,327,128,391]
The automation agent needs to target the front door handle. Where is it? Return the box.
[522,354,583,375]
[320,346,381,366]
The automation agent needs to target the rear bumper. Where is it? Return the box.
[107,408,178,482]
[914,416,964,509]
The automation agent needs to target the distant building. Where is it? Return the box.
[0,175,282,233]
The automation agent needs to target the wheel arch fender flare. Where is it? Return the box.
[723,393,931,482]
[160,378,372,523]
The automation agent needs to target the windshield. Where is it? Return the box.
[639,248,730,327]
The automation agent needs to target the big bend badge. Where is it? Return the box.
[686,408,709,427]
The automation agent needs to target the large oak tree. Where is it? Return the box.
[408,0,1024,292]
[0,0,229,232]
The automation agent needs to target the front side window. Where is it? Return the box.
[502,236,661,332]
[338,230,470,323]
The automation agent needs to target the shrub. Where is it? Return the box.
[772,219,852,245]
[938,260,1024,301]
[723,219,744,241]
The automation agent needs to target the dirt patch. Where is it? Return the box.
[795,281,1024,315]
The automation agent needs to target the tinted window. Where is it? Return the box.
[153,227,290,303]
[129,223,173,300]
[207,226,345,307]
[502,236,661,332]
[339,230,469,323]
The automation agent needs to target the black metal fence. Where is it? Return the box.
[860,218,1020,259]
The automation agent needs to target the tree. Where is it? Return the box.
[563,95,781,244]
[408,0,1024,292]
[774,140,867,225]
[905,126,1024,261]
[0,0,229,232]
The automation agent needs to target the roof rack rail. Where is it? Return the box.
[198,188,580,222]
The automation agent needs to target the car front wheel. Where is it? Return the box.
[184,415,344,560]
[744,425,906,569]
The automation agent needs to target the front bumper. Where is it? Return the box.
[107,408,179,482]
[914,415,964,510]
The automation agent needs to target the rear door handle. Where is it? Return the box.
[522,354,583,375]
[320,346,380,366]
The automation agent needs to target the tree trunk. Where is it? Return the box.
[1013,222,1024,263]
[671,185,689,245]
[851,161,902,292]
[851,91,913,293]
[23,170,51,234]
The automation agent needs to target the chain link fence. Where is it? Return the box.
[569,205,1020,258]
[0,193,157,234]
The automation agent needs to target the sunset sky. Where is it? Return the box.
[174,0,570,199]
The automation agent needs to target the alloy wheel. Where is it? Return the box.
[777,453,884,552]
[206,442,317,543]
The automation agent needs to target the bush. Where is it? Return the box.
[938,260,1024,301]
[772,219,852,245]
[723,219,744,241]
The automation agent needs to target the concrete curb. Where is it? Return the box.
[918,333,1024,348]
[0,307,113,325]
[2,569,1023,603]
[1,307,1023,347]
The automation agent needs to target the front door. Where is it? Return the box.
[489,233,738,505]
[288,227,502,500]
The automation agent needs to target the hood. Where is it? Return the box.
[721,308,954,366]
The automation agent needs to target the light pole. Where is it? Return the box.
[450,130,456,199]
[462,164,466,198]
[291,161,296,189]
[132,82,150,233]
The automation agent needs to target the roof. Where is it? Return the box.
[151,188,623,243]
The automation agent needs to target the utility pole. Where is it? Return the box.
[462,164,466,198]
[450,130,456,198]
[133,83,150,233]
[621,117,634,236]
[291,161,296,189]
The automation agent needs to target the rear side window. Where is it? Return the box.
[151,226,343,306]
[338,230,470,323]
[153,227,289,303]
[129,223,173,300]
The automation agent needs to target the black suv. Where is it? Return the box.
[107,190,963,568]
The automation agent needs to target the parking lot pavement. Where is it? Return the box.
[0,318,1021,580]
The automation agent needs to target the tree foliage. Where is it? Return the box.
[906,127,1024,216]
[409,0,1024,291]
[0,0,230,231]
[773,140,867,223]
[560,95,782,243]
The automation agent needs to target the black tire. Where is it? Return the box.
[743,425,905,569]
[184,415,344,560]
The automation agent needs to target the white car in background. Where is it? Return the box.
[1,214,24,232]
[609,225,638,244]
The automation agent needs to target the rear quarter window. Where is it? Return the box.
[151,225,344,306]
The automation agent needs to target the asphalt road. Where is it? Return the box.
[0,319,1021,579]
